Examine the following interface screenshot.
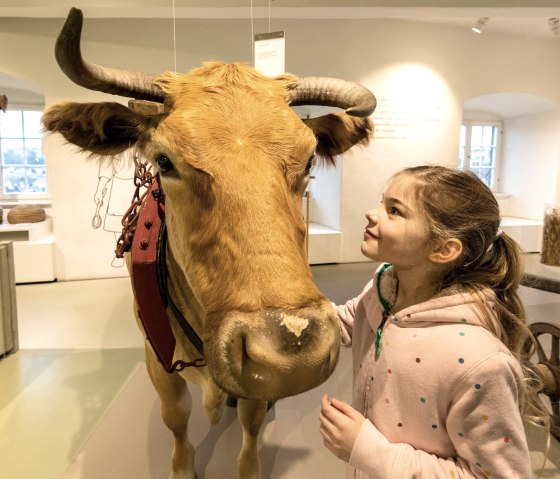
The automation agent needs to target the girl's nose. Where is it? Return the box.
[365,209,379,223]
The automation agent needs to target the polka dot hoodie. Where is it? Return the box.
[334,263,531,479]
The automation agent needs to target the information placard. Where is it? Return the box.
[254,31,285,77]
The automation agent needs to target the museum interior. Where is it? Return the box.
[1,1,560,478]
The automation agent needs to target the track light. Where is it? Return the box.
[549,18,560,36]
[472,17,488,34]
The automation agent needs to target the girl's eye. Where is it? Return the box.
[389,206,401,216]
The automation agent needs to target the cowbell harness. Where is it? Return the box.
[116,168,205,373]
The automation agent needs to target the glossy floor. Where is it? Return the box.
[1,259,559,478]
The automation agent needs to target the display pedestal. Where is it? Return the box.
[0,218,56,283]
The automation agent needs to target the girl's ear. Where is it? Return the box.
[429,238,463,264]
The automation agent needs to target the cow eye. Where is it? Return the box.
[305,154,315,175]
[156,154,173,173]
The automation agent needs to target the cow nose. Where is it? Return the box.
[239,309,340,393]
[206,305,340,401]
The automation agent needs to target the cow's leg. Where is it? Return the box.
[201,378,226,425]
[145,346,196,479]
[237,398,268,479]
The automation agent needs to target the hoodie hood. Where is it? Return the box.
[377,263,496,329]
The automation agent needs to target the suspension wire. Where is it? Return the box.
[269,0,271,32]
[250,0,254,62]
[172,0,177,71]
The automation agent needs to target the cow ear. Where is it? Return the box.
[303,113,372,164]
[42,102,149,156]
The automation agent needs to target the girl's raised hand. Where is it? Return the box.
[319,394,366,462]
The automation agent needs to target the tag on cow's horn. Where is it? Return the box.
[128,99,166,115]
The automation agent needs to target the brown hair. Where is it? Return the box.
[393,165,547,424]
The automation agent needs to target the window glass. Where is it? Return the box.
[2,139,24,165]
[3,166,26,193]
[458,122,501,191]
[24,139,44,165]
[0,109,47,197]
[23,111,43,137]
[0,111,23,138]
[458,125,467,169]
[27,167,47,193]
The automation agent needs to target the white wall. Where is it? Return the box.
[2,16,560,279]
[308,160,342,231]
[501,110,560,220]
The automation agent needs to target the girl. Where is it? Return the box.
[320,165,545,478]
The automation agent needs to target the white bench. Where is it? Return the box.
[500,216,543,253]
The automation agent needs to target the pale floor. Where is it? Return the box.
[0,257,559,478]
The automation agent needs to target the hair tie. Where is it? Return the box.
[485,229,504,254]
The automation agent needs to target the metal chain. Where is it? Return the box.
[115,153,206,371]
[115,153,155,258]
[172,358,207,371]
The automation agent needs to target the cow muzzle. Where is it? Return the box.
[204,305,340,401]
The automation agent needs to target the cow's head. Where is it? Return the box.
[43,8,375,401]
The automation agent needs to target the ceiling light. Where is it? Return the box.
[472,17,488,34]
[549,18,560,36]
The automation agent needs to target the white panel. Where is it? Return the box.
[500,216,544,253]
[0,246,6,355]
[13,238,56,283]
[307,223,341,264]
[0,241,18,356]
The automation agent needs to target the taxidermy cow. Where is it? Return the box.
[43,8,375,479]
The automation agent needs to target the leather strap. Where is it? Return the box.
[131,177,176,372]
[156,222,205,356]
[130,176,205,373]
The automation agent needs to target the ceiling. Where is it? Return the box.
[0,0,558,40]
[1,0,560,41]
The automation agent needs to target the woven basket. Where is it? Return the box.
[7,205,46,224]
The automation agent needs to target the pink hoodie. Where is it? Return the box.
[335,263,531,479]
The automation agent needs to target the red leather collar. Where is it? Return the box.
[131,177,177,372]
[130,176,206,373]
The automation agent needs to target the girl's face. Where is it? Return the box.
[361,176,432,270]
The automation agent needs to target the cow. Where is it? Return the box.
[42,8,375,479]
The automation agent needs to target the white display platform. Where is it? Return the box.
[500,216,543,253]
[307,222,341,264]
[0,218,55,283]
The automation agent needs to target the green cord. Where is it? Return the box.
[375,322,384,356]
[375,263,393,359]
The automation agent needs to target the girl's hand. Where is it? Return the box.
[319,394,366,462]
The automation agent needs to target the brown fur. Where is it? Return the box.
[42,61,373,479]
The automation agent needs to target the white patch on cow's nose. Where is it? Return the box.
[279,313,309,338]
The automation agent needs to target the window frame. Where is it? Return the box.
[459,120,502,192]
[0,105,49,203]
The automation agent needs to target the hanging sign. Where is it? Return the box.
[254,31,285,77]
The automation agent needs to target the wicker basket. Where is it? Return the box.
[542,204,560,266]
[7,205,46,224]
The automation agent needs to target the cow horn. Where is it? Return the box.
[289,77,376,117]
[55,8,164,102]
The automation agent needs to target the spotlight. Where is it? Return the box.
[472,17,489,34]
[549,18,560,36]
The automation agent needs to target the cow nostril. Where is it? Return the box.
[240,335,272,383]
